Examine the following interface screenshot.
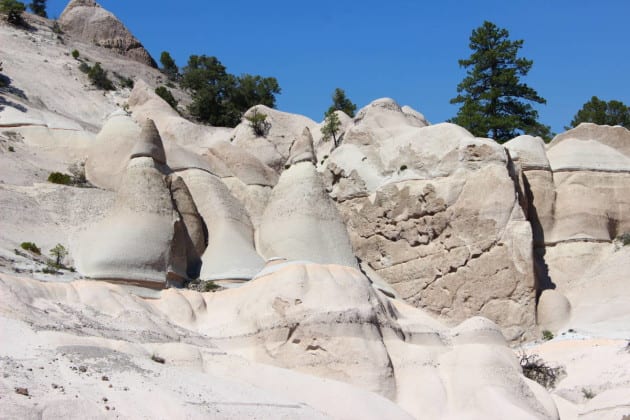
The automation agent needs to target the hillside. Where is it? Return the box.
[0,3,629,419]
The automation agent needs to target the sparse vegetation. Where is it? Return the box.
[542,330,554,341]
[160,51,179,81]
[582,388,595,399]
[616,232,630,246]
[87,63,114,91]
[68,161,88,186]
[78,62,90,74]
[155,86,178,110]
[71,49,80,59]
[151,354,166,364]
[400,165,408,171]
[47,171,72,185]
[0,0,26,25]
[327,88,357,117]
[49,243,68,267]
[519,352,565,389]
[245,108,271,137]
[8,146,15,152]
[203,281,220,292]
[321,109,341,148]
[51,20,62,35]
[20,242,41,255]
[0,61,7,88]
[28,0,46,18]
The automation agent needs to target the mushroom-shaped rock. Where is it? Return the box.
[286,127,316,166]
[72,157,185,288]
[178,169,264,281]
[258,158,358,268]
[130,119,167,164]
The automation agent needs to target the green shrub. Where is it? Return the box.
[400,165,408,171]
[203,281,219,292]
[78,62,90,74]
[20,242,40,254]
[155,86,178,110]
[47,172,72,185]
[71,49,80,59]
[8,146,15,152]
[245,109,271,137]
[617,232,630,246]
[49,243,68,267]
[542,330,554,341]
[87,63,114,91]
[0,0,26,25]
[51,20,63,34]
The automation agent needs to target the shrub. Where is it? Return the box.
[47,172,72,185]
[51,20,63,34]
[0,0,26,25]
[113,72,133,89]
[519,352,564,389]
[542,330,554,341]
[87,63,114,91]
[155,86,178,110]
[400,165,408,171]
[582,388,595,399]
[71,49,80,59]
[49,243,68,267]
[246,109,271,137]
[203,281,219,292]
[8,146,15,152]
[78,62,90,74]
[68,161,87,186]
[617,232,630,246]
[20,242,40,254]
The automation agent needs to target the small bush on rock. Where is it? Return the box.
[87,63,114,91]
[0,0,26,25]
[519,352,564,389]
[542,330,554,341]
[48,172,72,185]
[20,242,40,254]
[617,232,630,246]
[155,86,178,110]
[246,109,271,137]
[71,49,80,59]
[49,243,68,267]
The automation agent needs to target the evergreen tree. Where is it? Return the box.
[155,86,178,110]
[569,96,630,129]
[450,21,549,142]
[181,55,280,127]
[328,88,356,117]
[0,0,26,25]
[321,109,342,148]
[159,51,178,81]
[29,0,45,17]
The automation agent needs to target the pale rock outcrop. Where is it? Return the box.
[231,105,319,171]
[257,132,358,268]
[85,113,230,190]
[59,0,157,67]
[178,169,264,282]
[73,124,204,287]
[128,79,232,152]
[323,99,537,340]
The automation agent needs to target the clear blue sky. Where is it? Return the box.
[48,0,629,133]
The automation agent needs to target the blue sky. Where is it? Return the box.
[47,0,629,133]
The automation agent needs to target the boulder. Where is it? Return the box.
[177,169,264,282]
[59,0,157,67]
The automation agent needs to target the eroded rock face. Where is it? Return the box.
[60,0,157,68]
[323,99,537,341]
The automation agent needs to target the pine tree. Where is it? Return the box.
[328,88,357,117]
[29,0,46,17]
[450,21,549,142]
[160,51,178,81]
[569,96,630,129]
[321,110,342,148]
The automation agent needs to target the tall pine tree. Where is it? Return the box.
[450,21,549,142]
[29,0,46,18]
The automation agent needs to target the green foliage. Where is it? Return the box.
[51,20,62,34]
[49,243,67,266]
[28,0,45,17]
[328,88,357,117]
[203,281,220,292]
[617,232,630,246]
[71,49,80,59]
[321,109,342,147]
[155,86,178,110]
[8,146,15,152]
[519,352,564,389]
[87,63,114,90]
[400,165,408,171]
[20,242,40,254]
[450,21,548,143]
[245,108,271,137]
[47,172,72,185]
[569,96,630,129]
[78,62,90,74]
[113,72,133,89]
[181,55,281,127]
[160,51,179,81]
[542,330,554,341]
[68,161,88,186]
[0,0,26,25]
